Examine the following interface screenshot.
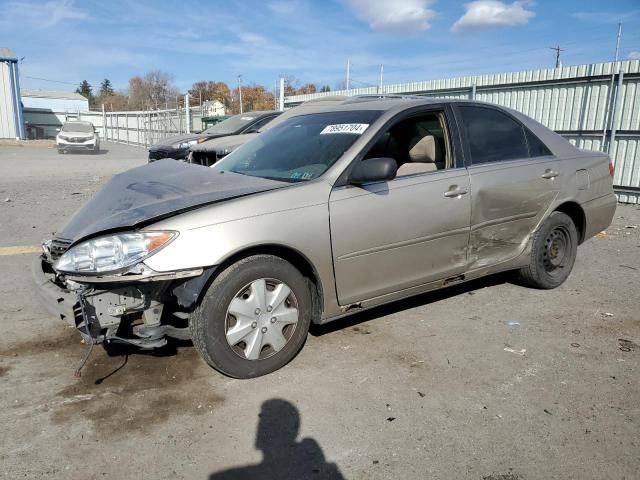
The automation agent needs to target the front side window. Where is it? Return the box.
[458,106,528,165]
[214,110,382,182]
[362,112,451,176]
[204,113,262,135]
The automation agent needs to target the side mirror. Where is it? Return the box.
[350,157,397,185]
[56,128,61,132]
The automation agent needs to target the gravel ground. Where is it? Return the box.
[0,142,638,480]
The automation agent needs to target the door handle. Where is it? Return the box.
[444,186,468,198]
[541,169,559,179]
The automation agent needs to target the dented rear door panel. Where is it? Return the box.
[467,156,560,269]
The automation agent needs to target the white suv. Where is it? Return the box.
[56,121,100,154]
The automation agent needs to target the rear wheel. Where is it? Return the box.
[190,255,312,378]
[518,211,578,289]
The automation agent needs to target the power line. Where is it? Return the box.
[22,75,101,87]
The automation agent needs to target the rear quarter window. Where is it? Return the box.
[525,128,552,157]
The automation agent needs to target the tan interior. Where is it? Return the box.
[396,135,439,176]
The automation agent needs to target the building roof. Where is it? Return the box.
[0,47,17,60]
[21,89,88,101]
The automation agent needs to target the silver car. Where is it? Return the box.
[34,97,616,378]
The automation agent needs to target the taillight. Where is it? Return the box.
[609,161,615,177]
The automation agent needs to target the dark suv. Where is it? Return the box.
[147,111,280,162]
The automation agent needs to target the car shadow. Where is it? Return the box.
[59,149,109,155]
[310,271,514,337]
[208,399,345,480]
[93,273,515,365]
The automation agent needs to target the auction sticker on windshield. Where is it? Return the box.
[320,123,369,135]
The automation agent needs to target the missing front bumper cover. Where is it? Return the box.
[32,256,192,347]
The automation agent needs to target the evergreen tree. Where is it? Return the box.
[99,78,114,97]
[75,80,95,107]
[76,80,92,98]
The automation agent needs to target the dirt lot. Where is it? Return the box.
[1,142,638,480]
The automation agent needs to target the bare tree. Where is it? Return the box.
[189,81,232,109]
[129,70,177,110]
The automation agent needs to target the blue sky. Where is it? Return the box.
[2,0,639,94]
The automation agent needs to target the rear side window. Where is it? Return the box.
[458,106,528,164]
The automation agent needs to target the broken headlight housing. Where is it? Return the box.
[54,231,177,275]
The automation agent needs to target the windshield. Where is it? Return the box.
[203,113,262,135]
[61,122,93,133]
[214,110,382,182]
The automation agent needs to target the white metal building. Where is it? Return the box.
[21,89,89,112]
[0,48,25,139]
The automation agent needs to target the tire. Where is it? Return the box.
[190,255,312,378]
[518,211,578,289]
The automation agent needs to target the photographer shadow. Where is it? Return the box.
[209,399,345,480]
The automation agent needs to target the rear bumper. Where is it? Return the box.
[583,193,617,240]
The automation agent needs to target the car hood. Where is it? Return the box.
[190,133,257,152]
[59,132,94,137]
[57,159,287,244]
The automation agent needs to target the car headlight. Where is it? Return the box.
[172,140,198,149]
[54,231,177,274]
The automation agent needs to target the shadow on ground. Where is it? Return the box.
[209,399,345,480]
[310,271,514,336]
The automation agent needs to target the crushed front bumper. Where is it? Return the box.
[32,255,199,348]
[32,256,78,327]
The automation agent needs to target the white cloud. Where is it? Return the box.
[628,52,640,60]
[452,0,535,33]
[268,1,301,15]
[3,0,89,27]
[572,10,639,23]
[348,0,436,34]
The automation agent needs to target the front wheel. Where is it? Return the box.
[518,211,578,289]
[190,255,312,378]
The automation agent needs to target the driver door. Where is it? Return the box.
[329,108,471,305]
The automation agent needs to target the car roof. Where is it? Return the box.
[243,110,279,117]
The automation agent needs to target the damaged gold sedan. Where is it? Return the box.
[34,96,617,378]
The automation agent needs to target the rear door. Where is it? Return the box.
[329,106,471,305]
[454,104,560,269]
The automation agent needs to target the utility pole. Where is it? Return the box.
[549,45,564,68]
[378,65,384,94]
[237,74,243,114]
[614,22,622,62]
[279,77,285,111]
[601,22,624,151]
[346,59,351,93]
[185,93,190,134]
